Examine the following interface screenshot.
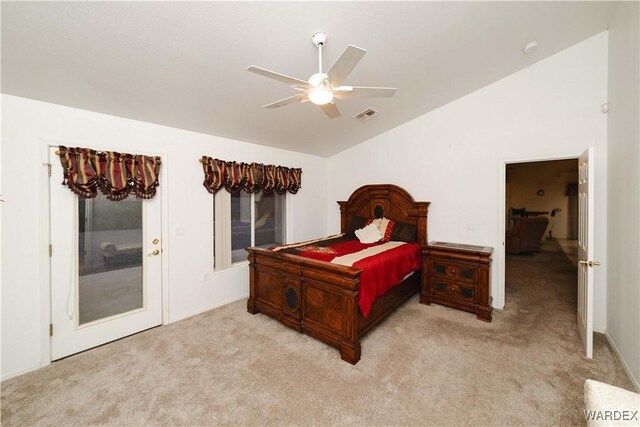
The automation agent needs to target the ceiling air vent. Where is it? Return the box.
[354,108,379,122]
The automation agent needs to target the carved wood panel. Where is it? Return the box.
[256,270,282,308]
[305,286,343,332]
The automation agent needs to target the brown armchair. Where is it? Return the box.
[506,217,549,254]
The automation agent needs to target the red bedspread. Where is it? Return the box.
[293,240,421,318]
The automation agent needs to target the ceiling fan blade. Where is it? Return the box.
[319,102,340,119]
[262,94,306,109]
[247,66,311,87]
[334,86,397,99]
[327,45,367,86]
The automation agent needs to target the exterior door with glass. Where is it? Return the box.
[49,147,162,360]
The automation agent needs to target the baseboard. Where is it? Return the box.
[168,294,249,324]
[1,363,43,382]
[605,331,640,392]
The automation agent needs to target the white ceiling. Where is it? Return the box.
[1,1,618,157]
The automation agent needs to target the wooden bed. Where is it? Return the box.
[246,184,430,364]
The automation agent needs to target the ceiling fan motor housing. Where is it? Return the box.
[311,32,327,47]
[308,72,330,87]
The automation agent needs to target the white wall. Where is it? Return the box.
[0,95,329,379]
[327,33,609,331]
[606,1,640,390]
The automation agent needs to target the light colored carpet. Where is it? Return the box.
[557,238,579,266]
[1,240,634,426]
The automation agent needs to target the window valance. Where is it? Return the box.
[58,145,161,201]
[201,156,302,195]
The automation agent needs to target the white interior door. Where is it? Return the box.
[577,147,595,358]
[49,147,162,360]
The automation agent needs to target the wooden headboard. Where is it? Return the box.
[337,184,430,248]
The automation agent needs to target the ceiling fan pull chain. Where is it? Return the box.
[318,42,323,74]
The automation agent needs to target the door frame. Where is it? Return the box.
[496,150,582,309]
[39,138,170,369]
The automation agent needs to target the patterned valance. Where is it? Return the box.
[58,146,161,200]
[201,156,302,195]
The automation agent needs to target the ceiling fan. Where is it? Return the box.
[247,32,396,119]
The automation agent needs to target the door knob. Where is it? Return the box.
[148,249,160,256]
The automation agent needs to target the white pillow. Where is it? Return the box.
[355,222,383,244]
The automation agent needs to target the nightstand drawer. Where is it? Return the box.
[432,279,476,303]
[432,261,478,284]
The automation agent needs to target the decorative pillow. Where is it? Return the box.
[346,215,368,237]
[376,218,396,242]
[355,222,383,244]
[390,221,417,242]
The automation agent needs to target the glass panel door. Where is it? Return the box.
[78,195,144,325]
[50,147,162,360]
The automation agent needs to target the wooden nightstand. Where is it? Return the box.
[420,241,493,322]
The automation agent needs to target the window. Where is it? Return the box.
[254,192,286,248]
[214,191,286,268]
[231,191,251,263]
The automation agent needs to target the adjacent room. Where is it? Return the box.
[506,159,579,254]
[1,1,639,426]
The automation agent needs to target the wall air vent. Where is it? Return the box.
[354,108,380,122]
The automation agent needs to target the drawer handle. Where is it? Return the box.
[450,269,456,274]
[450,287,456,292]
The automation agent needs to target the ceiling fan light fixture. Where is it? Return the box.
[247,32,396,118]
[308,86,334,105]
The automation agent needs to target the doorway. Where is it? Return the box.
[501,150,596,358]
[504,159,580,319]
[504,158,579,295]
[49,147,163,360]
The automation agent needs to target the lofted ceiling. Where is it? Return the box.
[1,1,618,157]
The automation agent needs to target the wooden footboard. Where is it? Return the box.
[247,247,367,363]
[247,248,421,363]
